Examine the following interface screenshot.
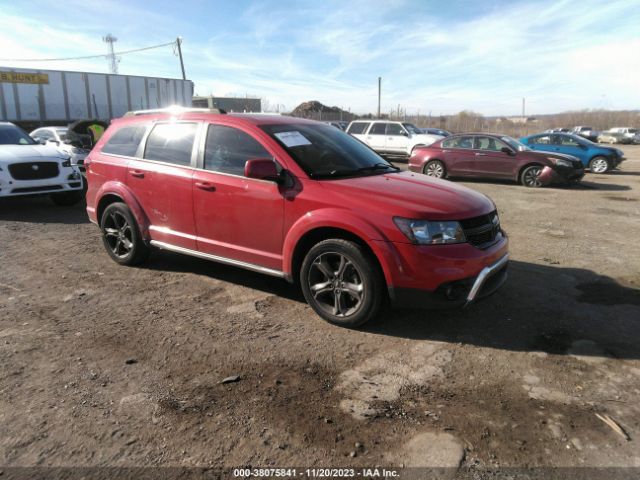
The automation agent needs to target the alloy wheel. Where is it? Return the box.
[523,166,542,187]
[307,252,364,318]
[591,158,609,173]
[425,162,444,178]
[103,210,134,258]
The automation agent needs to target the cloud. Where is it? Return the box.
[0,0,638,115]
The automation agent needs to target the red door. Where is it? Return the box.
[441,135,476,176]
[126,122,199,250]
[192,124,284,271]
[471,136,518,179]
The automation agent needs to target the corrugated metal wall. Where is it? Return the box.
[0,67,194,124]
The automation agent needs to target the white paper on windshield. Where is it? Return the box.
[274,131,312,148]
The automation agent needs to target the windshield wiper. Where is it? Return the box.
[355,163,399,173]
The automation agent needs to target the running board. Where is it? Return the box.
[149,240,286,278]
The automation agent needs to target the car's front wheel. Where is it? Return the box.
[423,160,446,179]
[100,202,150,266]
[300,239,384,327]
[521,165,543,187]
[589,156,610,174]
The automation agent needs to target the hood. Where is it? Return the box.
[319,171,495,220]
[0,144,68,164]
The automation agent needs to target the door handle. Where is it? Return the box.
[195,181,215,192]
[130,170,144,178]
[475,152,487,156]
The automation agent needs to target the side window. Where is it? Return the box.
[443,136,473,149]
[347,122,369,135]
[559,135,580,146]
[532,135,552,145]
[102,125,148,157]
[204,124,271,177]
[474,136,505,151]
[144,123,197,166]
[369,123,386,135]
[386,123,404,135]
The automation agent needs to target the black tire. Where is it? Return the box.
[300,239,384,327]
[100,202,150,266]
[520,165,543,187]
[423,160,446,179]
[50,188,84,206]
[588,156,610,174]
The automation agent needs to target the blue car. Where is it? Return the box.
[520,133,624,173]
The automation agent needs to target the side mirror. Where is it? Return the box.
[501,147,515,156]
[46,139,60,146]
[401,131,409,136]
[244,158,280,182]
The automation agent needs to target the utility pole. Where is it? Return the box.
[176,37,186,80]
[103,34,119,74]
[377,77,381,118]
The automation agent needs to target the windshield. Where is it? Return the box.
[259,123,398,179]
[501,136,530,151]
[0,124,37,145]
[403,123,422,135]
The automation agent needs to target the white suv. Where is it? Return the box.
[0,122,84,205]
[346,120,443,156]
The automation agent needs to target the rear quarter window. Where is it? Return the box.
[101,124,148,157]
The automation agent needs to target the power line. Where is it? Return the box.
[0,40,178,62]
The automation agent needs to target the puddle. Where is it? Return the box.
[530,330,573,354]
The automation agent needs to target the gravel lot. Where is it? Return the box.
[1,146,639,477]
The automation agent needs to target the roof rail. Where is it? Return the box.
[123,105,226,117]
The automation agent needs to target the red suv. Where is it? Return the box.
[85,109,509,327]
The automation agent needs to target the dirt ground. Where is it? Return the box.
[1,146,640,479]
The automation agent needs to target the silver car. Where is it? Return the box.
[30,126,90,171]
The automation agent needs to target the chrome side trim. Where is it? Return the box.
[149,240,285,278]
[465,253,509,304]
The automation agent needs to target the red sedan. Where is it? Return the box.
[408,133,584,187]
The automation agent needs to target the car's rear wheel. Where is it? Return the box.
[100,202,150,266]
[589,156,610,174]
[423,160,446,179]
[521,165,543,187]
[300,239,384,327]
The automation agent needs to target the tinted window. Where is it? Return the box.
[531,135,552,145]
[558,135,580,146]
[0,124,37,145]
[369,123,386,135]
[347,122,369,135]
[474,136,505,151]
[144,123,197,166]
[204,125,271,176]
[102,125,148,157]
[442,136,473,149]
[386,123,405,135]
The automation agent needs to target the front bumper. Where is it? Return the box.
[538,165,584,185]
[0,168,83,198]
[377,234,509,309]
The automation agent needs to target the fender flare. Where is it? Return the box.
[282,208,394,284]
[95,181,150,240]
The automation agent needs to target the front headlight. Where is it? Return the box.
[553,158,572,168]
[393,217,466,245]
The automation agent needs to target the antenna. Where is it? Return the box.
[103,34,119,74]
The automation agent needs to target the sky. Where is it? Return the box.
[0,0,638,116]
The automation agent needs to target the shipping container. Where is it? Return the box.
[0,67,194,127]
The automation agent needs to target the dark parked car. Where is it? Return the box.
[409,133,584,187]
